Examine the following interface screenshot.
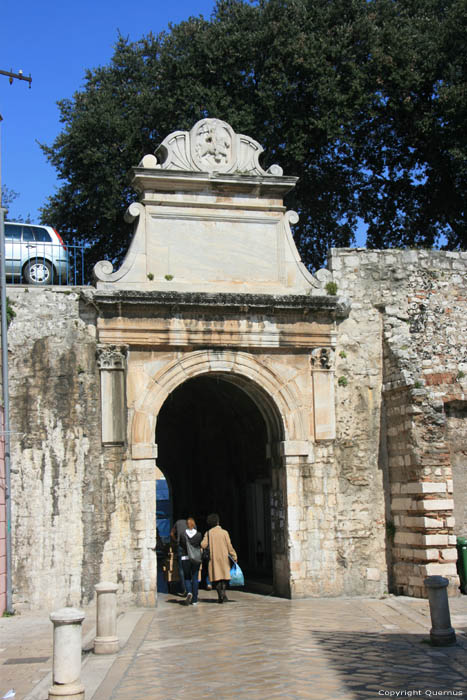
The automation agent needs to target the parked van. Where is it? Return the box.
[4,222,69,285]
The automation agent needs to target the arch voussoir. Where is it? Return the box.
[132,349,309,448]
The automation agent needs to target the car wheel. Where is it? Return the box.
[24,260,53,285]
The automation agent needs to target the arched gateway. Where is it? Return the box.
[92,119,350,604]
[7,120,463,613]
[131,349,311,598]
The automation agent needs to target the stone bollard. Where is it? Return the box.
[48,607,85,700]
[94,582,119,654]
[424,575,456,646]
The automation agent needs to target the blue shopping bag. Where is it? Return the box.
[229,559,244,587]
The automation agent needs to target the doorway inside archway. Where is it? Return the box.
[156,375,273,584]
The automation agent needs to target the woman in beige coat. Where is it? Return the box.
[201,513,237,603]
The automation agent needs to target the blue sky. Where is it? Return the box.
[1,0,216,222]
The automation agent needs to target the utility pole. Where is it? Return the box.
[0,67,32,614]
[0,69,32,88]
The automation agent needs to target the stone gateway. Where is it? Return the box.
[6,120,467,610]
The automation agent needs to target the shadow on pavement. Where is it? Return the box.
[311,631,466,699]
[165,596,238,605]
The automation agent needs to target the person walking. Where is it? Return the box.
[201,513,237,604]
[171,516,187,596]
[179,517,202,605]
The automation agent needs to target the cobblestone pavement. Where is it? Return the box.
[1,592,466,700]
[92,592,467,700]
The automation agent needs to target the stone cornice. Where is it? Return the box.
[131,168,298,198]
[84,289,350,319]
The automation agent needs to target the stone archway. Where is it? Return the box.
[129,349,313,598]
[131,349,310,457]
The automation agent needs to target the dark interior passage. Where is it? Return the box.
[156,375,272,580]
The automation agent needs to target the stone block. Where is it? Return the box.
[402,516,441,528]
[420,563,458,576]
[366,567,381,581]
[280,441,311,457]
[411,549,439,561]
[391,498,415,512]
[416,499,454,511]
[408,576,425,587]
[287,492,299,506]
[440,549,458,562]
[422,534,449,546]
[394,532,422,545]
[402,482,447,494]
[131,443,157,460]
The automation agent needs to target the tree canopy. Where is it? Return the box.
[41,0,467,274]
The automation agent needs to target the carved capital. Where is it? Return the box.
[96,344,128,371]
[311,347,334,371]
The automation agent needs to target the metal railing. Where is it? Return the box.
[4,241,85,286]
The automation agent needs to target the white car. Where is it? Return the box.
[4,222,69,284]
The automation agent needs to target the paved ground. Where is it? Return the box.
[1,591,467,700]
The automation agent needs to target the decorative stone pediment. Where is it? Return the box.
[94,119,331,295]
[148,118,283,176]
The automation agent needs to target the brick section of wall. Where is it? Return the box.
[330,248,467,597]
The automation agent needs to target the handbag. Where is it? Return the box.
[186,536,202,565]
[229,557,244,587]
[202,532,210,564]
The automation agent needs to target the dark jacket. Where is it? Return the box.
[179,530,202,556]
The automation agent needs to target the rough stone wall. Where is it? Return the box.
[330,249,467,597]
[5,248,466,608]
[447,402,467,537]
[322,253,388,596]
[7,288,101,609]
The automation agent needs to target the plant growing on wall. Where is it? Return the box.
[6,297,16,327]
[325,281,338,296]
[386,521,396,541]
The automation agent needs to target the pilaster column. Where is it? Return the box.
[97,344,128,444]
[310,347,336,440]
